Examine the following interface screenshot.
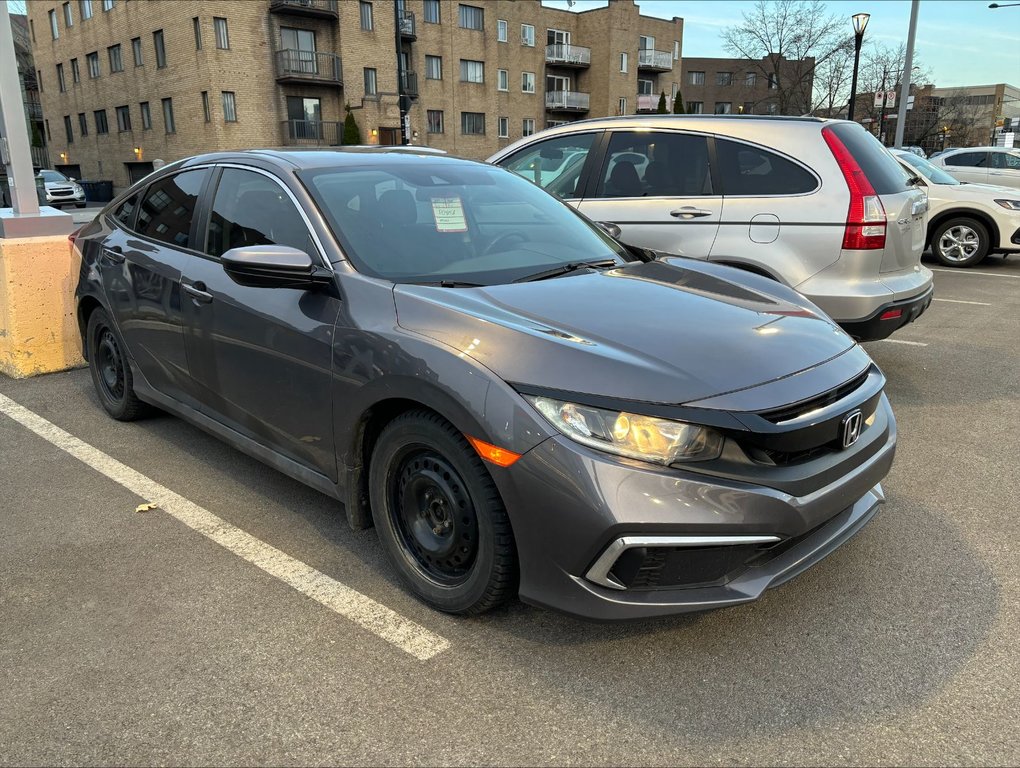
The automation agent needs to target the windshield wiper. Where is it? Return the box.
[513,259,619,283]
[408,280,486,288]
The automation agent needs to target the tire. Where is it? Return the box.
[931,217,990,267]
[369,410,518,615]
[86,308,150,421]
[75,203,86,209]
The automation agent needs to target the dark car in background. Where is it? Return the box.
[72,149,896,620]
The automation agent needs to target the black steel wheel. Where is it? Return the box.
[86,308,149,421]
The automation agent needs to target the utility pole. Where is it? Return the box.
[877,68,889,145]
[894,0,920,148]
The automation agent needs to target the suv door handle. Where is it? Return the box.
[670,207,713,219]
[182,281,213,303]
[102,245,125,263]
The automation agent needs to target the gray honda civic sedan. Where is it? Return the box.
[73,148,895,620]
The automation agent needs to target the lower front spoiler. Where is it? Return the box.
[521,485,884,621]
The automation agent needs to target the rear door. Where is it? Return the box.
[576,129,721,257]
[988,150,1020,189]
[942,151,991,184]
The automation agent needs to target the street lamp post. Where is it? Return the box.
[847,13,870,121]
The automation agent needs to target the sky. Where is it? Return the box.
[543,0,1020,88]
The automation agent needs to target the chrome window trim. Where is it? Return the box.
[586,534,781,590]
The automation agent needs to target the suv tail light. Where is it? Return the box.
[822,126,887,251]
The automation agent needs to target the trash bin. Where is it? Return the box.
[79,180,114,203]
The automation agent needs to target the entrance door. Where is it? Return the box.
[547,28,570,46]
[280,27,317,74]
[547,74,571,93]
[378,127,400,145]
[286,96,322,140]
[55,163,82,180]
[125,162,154,184]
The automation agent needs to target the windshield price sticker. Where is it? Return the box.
[431,197,468,233]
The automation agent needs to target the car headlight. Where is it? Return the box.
[527,395,724,464]
[994,199,1020,211]
[72,183,83,194]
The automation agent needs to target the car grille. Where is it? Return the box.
[759,368,870,425]
[50,187,74,197]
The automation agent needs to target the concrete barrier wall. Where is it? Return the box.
[0,236,85,378]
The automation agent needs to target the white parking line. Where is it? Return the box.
[879,338,929,347]
[931,268,1020,279]
[0,393,450,662]
[933,298,992,306]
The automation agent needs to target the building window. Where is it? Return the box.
[423,0,439,24]
[64,115,74,143]
[45,120,51,141]
[460,59,483,84]
[688,71,705,86]
[57,63,66,93]
[497,69,508,91]
[79,0,92,20]
[86,51,100,78]
[638,78,653,95]
[70,57,80,83]
[673,41,680,60]
[193,17,202,49]
[521,71,535,93]
[37,70,43,93]
[162,97,175,133]
[427,109,444,133]
[521,23,535,46]
[767,73,778,90]
[364,67,377,95]
[49,10,58,39]
[745,71,757,87]
[522,118,535,137]
[672,82,679,98]
[425,55,442,80]
[63,2,73,28]
[201,91,211,122]
[618,97,627,114]
[140,101,151,130]
[78,112,88,136]
[222,91,237,122]
[132,37,143,66]
[686,101,703,114]
[740,101,754,114]
[714,102,732,114]
[108,44,123,73]
[360,2,373,30]
[461,111,484,135]
[94,109,108,134]
[639,34,654,50]
[154,30,166,68]
[458,4,483,30]
[716,71,733,87]
[620,52,628,73]
[116,105,131,132]
[497,19,507,42]
[214,17,229,49]
[102,0,114,10]
[497,116,509,138]
[29,19,35,42]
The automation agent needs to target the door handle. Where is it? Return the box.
[670,207,713,219]
[182,281,213,303]
[102,245,125,263]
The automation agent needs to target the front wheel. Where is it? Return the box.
[86,308,150,421]
[931,217,989,267]
[369,410,518,615]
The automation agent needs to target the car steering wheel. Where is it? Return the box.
[483,232,529,256]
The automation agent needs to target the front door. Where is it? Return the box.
[378,127,401,145]
[181,166,339,478]
[286,96,322,140]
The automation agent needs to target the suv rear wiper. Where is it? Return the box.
[513,259,619,283]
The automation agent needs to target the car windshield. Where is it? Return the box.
[39,170,70,184]
[897,152,960,185]
[301,161,629,285]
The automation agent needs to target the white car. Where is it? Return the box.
[892,149,1020,267]
[38,169,86,208]
[928,147,1020,190]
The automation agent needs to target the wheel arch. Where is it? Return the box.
[76,294,107,361]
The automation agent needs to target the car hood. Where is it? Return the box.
[394,258,855,406]
[42,180,74,190]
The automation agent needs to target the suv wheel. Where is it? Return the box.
[932,217,989,267]
[369,410,518,615]
[86,308,150,421]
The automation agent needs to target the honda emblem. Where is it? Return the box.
[841,409,863,449]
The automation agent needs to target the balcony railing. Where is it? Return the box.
[636,94,658,112]
[637,48,673,71]
[546,90,590,111]
[26,100,43,120]
[269,0,339,20]
[31,145,49,169]
[274,49,343,86]
[401,71,419,97]
[545,43,591,67]
[281,120,343,146]
[398,9,416,39]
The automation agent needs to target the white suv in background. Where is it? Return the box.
[489,115,933,341]
[929,147,1020,189]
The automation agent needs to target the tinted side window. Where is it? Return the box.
[112,193,140,230]
[594,131,712,198]
[135,169,209,248]
[825,123,910,195]
[992,152,1020,169]
[716,138,817,196]
[945,152,988,168]
[499,133,595,199]
[205,168,316,258]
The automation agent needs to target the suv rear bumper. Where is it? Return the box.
[839,285,933,341]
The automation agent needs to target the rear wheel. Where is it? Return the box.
[931,217,989,267]
[369,410,517,615]
[86,308,149,421]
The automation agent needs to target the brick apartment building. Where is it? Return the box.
[27,0,682,191]
[679,55,814,116]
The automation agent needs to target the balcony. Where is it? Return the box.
[637,48,672,71]
[400,71,419,97]
[269,0,338,21]
[546,90,590,112]
[25,100,43,120]
[280,120,343,146]
[545,43,591,68]
[636,94,659,112]
[398,9,416,40]
[274,49,343,87]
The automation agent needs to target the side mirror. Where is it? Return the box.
[69,177,76,182]
[596,221,622,239]
[221,245,332,289]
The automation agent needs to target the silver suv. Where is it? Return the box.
[489,116,933,341]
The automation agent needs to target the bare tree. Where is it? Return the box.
[852,42,934,143]
[810,36,855,115]
[722,0,848,115]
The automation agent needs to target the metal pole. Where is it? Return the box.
[0,0,40,215]
[878,68,888,144]
[894,0,920,148]
[848,31,863,121]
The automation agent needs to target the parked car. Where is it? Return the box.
[902,146,927,158]
[489,116,933,342]
[74,149,896,620]
[38,169,86,208]
[929,147,1020,189]
[891,149,1020,267]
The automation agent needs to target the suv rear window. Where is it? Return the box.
[826,123,910,195]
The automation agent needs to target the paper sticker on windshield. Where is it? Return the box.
[431,197,468,233]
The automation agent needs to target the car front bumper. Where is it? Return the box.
[46,191,85,205]
[497,398,896,620]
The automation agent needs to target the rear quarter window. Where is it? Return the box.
[715,138,817,195]
[826,123,911,195]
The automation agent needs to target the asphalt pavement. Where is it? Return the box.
[1,257,1018,766]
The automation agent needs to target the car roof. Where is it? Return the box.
[180,146,470,172]
[940,146,1019,154]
